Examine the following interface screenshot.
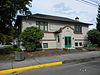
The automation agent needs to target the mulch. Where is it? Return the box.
[25,49,68,58]
[1,48,99,61]
[0,49,68,61]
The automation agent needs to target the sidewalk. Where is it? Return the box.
[0,51,100,70]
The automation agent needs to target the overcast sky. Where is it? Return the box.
[30,0,99,29]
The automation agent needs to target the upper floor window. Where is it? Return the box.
[36,21,48,31]
[74,25,82,33]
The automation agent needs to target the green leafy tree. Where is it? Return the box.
[0,27,18,45]
[0,0,32,44]
[87,29,100,47]
[0,33,4,44]
[20,27,44,51]
[96,5,100,31]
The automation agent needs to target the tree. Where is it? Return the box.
[87,29,100,47]
[0,0,32,44]
[0,33,4,44]
[20,27,44,51]
[96,5,100,31]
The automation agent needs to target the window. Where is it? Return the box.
[74,25,82,33]
[57,35,60,43]
[79,42,82,46]
[40,25,44,30]
[36,21,48,31]
[45,25,48,31]
[75,42,78,46]
[43,43,48,48]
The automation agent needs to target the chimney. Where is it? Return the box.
[75,17,79,21]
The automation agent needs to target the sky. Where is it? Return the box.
[29,0,99,29]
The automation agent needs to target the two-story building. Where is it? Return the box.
[16,14,92,49]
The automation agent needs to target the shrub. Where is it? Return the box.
[20,26,44,51]
[86,43,98,48]
[87,29,100,47]
[0,46,13,54]
[14,47,22,52]
[0,46,22,54]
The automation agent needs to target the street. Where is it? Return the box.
[14,58,100,75]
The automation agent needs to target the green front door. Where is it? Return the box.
[65,36,71,48]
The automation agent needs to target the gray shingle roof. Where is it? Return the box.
[27,13,92,25]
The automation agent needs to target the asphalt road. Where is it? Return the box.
[14,58,100,75]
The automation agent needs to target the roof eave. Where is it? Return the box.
[17,14,93,25]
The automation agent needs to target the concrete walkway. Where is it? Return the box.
[0,51,100,70]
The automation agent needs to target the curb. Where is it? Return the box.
[0,61,62,75]
[0,53,100,75]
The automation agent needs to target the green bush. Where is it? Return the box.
[84,42,97,51]
[20,26,44,51]
[14,47,22,52]
[0,46,22,54]
[87,43,98,48]
[87,29,100,47]
[0,46,13,54]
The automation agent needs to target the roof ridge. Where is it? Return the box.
[33,13,92,25]
[33,13,78,22]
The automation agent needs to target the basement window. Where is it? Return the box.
[43,43,48,48]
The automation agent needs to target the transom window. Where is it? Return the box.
[36,21,48,31]
[74,25,82,33]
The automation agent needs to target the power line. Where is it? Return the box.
[89,0,100,4]
[76,0,98,6]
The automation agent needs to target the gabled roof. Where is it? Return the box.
[24,13,92,25]
[55,25,74,33]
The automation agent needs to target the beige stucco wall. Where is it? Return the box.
[21,18,89,49]
[56,33,62,49]
[49,22,74,32]
[41,41,56,49]
[42,33,55,40]
[74,25,88,47]
[74,25,88,39]
[42,33,57,49]
[49,22,65,32]
[22,20,36,32]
